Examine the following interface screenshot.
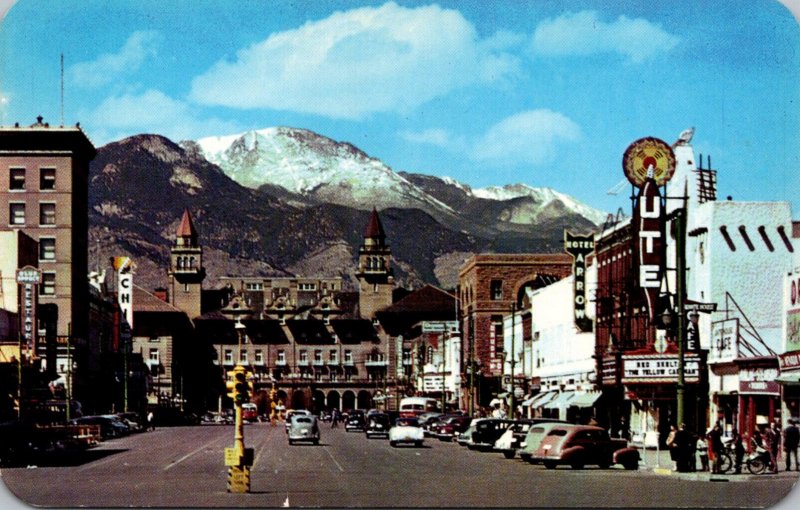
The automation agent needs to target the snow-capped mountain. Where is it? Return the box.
[192,127,455,216]
[190,127,607,229]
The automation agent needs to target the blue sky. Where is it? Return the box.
[1,0,799,216]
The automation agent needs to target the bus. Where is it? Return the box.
[399,397,440,418]
[241,403,258,423]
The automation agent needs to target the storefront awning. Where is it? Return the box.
[544,391,576,409]
[526,391,558,408]
[776,372,800,384]
[568,391,601,408]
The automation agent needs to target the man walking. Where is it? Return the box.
[764,422,781,473]
[783,418,799,472]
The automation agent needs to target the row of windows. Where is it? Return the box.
[8,202,56,226]
[9,167,56,191]
[220,349,357,365]
[460,280,503,305]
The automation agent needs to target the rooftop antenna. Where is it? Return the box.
[60,54,64,126]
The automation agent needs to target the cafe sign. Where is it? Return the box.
[708,319,739,364]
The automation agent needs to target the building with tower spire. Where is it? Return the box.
[355,208,394,320]
[168,208,205,320]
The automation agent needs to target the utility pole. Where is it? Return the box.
[509,302,515,418]
[675,205,687,427]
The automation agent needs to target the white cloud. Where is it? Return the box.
[531,11,679,63]
[189,2,519,119]
[402,109,581,167]
[68,31,161,89]
[472,109,581,166]
[84,89,238,145]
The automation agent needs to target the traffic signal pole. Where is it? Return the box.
[225,364,253,493]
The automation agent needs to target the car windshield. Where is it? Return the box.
[396,418,418,427]
[295,417,312,424]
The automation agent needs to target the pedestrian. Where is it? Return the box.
[764,421,780,473]
[707,424,724,474]
[331,409,339,428]
[147,410,155,431]
[673,423,694,472]
[731,429,745,474]
[783,418,799,472]
[696,432,709,472]
[666,425,679,471]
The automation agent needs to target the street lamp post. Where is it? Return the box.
[509,302,516,418]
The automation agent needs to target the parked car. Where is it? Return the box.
[71,415,129,440]
[284,409,312,432]
[456,418,486,446]
[530,424,640,470]
[388,417,425,447]
[345,410,366,432]
[495,419,568,459]
[434,415,472,441]
[115,412,143,432]
[519,422,568,463]
[468,419,516,451]
[365,413,392,438]
[287,414,321,445]
[416,412,442,429]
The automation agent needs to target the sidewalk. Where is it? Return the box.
[636,446,800,482]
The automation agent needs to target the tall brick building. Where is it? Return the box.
[458,254,572,408]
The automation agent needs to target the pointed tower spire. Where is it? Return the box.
[363,207,386,247]
[355,207,394,319]
[176,208,198,247]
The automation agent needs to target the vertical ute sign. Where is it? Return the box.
[564,231,594,332]
[623,137,675,322]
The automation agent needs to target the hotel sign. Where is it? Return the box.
[621,354,700,383]
[16,266,41,356]
[633,179,665,322]
[564,231,594,332]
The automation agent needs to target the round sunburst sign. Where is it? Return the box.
[622,137,676,187]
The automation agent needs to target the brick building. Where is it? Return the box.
[458,253,572,409]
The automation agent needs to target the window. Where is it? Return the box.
[39,203,56,226]
[344,350,353,365]
[329,350,338,364]
[149,348,160,363]
[39,168,55,190]
[299,350,308,364]
[39,237,56,261]
[255,350,264,364]
[299,283,316,291]
[9,168,25,190]
[238,350,247,363]
[330,372,338,382]
[9,203,25,225]
[490,280,503,300]
[245,282,263,291]
[314,350,322,364]
[41,272,56,295]
[223,350,233,364]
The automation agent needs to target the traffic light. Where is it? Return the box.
[246,371,255,401]
[233,366,249,404]
[226,373,236,401]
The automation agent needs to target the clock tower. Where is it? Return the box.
[168,208,205,319]
[355,208,394,320]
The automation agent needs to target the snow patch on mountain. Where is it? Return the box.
[473,184,607,225]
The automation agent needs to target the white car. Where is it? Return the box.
[388,417,425,447]
[284,409,312,432]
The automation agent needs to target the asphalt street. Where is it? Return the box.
[2,422,799,508]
